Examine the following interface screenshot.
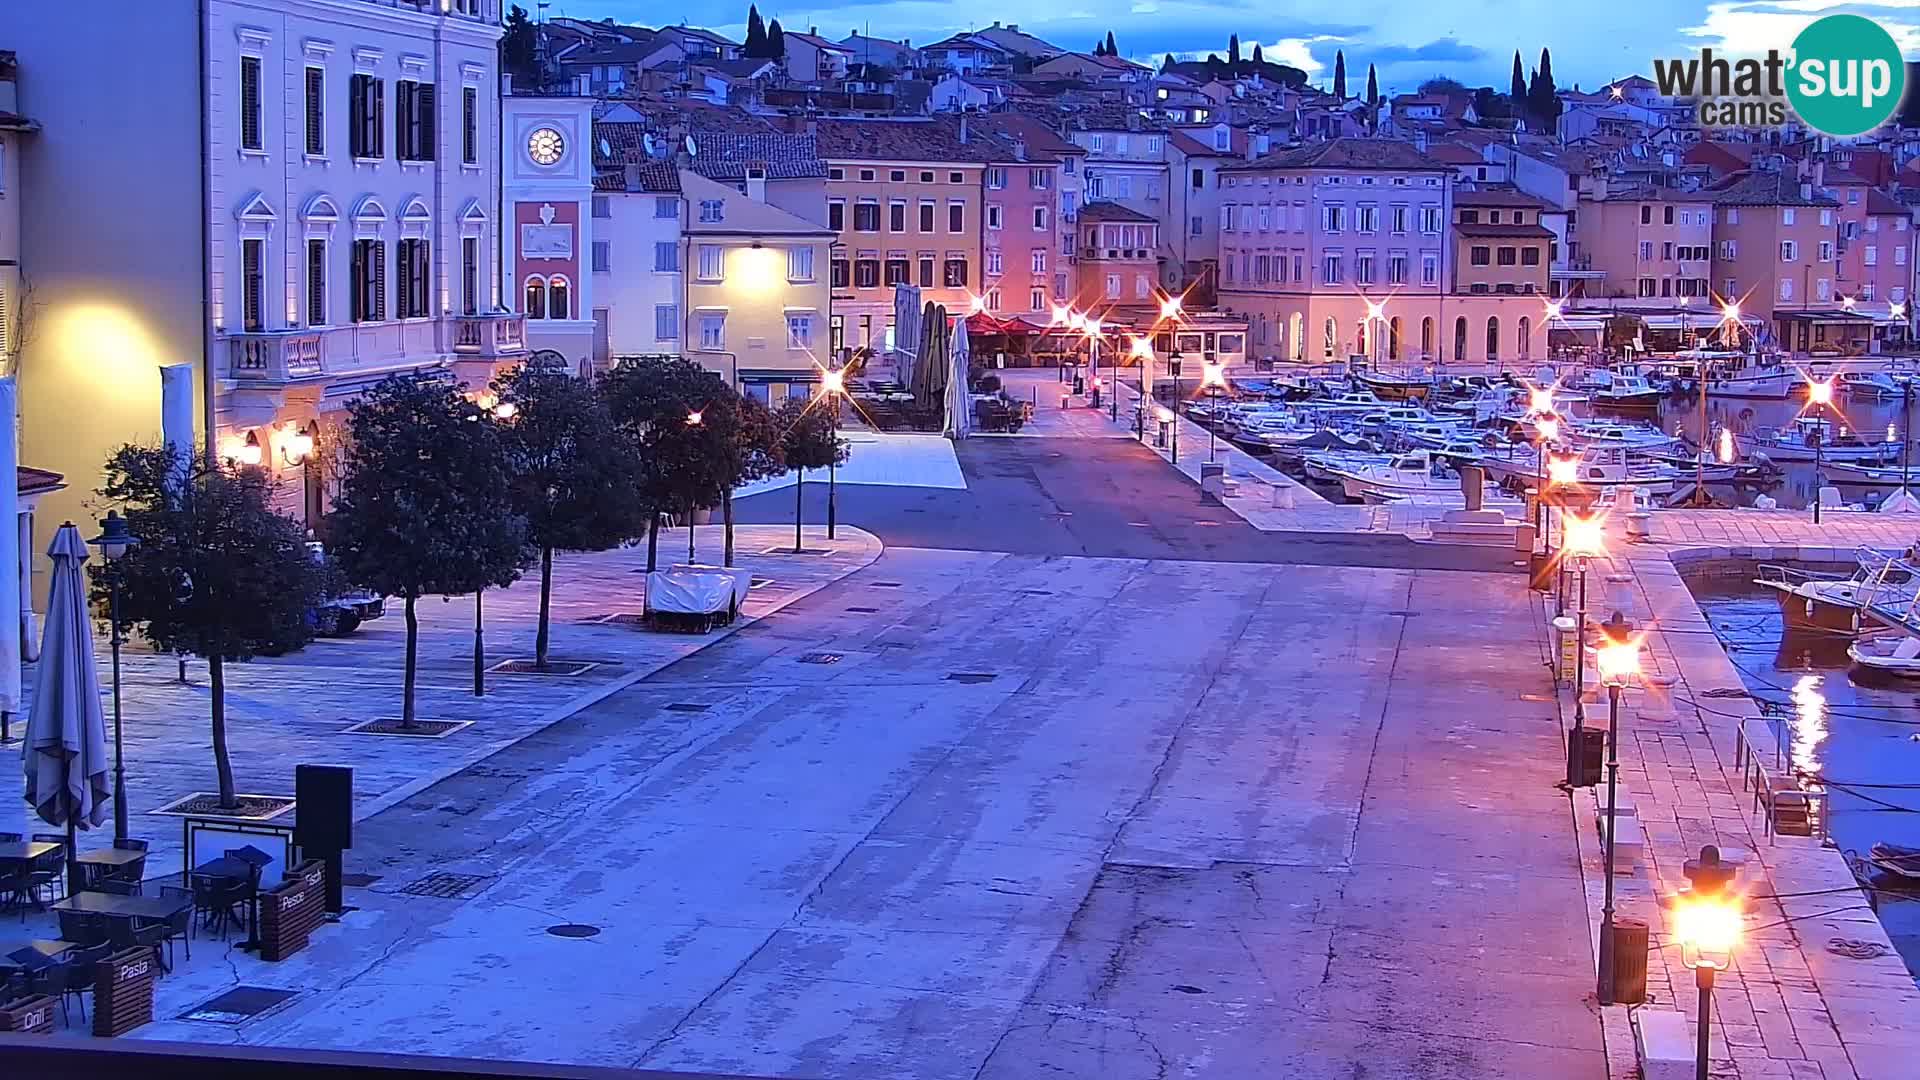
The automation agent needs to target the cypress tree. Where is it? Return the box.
[744,5,766,57]
[767,18,785,60]
[1534,47,1558,117]
[1163,53,1176,72]
[1366,63,1378,106]
[1105,31,1117,57]
[1333,50,1346,99]
[1511,51,1526,105]
[1228,34,1240,66]
[1252,43,1263,66]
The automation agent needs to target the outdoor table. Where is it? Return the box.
[0,940,76,970]
[50,892,189,922]
[74,848,143,870]
[193,857,262,949]
[0,841,60,867]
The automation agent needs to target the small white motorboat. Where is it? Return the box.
[1847,631,1920,677]
[1707,366,1802,400]
[1737,418,1900,464]
[1328,450,1501,503]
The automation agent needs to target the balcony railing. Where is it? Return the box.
[228,331,325,382]
[451,313,528,359]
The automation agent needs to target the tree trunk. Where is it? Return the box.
[402,594,419,730]
[795,471,804,553]
[535,545,554,670]
[210,655,236,809]
[723,487,735,567]
[646,512,660,571]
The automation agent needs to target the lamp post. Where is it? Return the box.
[686,409,704,560]
[89,510,136,842]
[1168,347,1183,464]
[1563,513,1606,789]
[1132,335,1154,440]
[1807,376,1835,524]
[1594,612,1640,1004]
[822,368,844,539]
[1674,848,1742,1080]
[1547,453,1580,617]
[1201,359,1228,461]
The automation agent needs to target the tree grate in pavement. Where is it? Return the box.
[182,986,300,1024]
[489,659,598,676]
[398,872,494,899]
[665,702,712,712]
[946,672,997,684]
[546,923,602,939]
[845,606,880,613]
[344,718,472,739]
[763,546,832,556]
[798,652,843,664]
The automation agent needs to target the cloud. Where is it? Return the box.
[1683,0,1920,54]
[1362,37,1486,65]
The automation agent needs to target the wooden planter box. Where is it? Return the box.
[92,947,156,1037]
[259,861,328,962]
[0,994,57,1034]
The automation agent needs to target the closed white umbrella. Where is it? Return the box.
[22,522,111,891]
[946,318,973,440]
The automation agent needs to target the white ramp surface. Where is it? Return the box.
[740,432,967,495]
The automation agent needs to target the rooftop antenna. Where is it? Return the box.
[685,134,699,158]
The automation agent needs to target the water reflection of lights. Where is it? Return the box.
[1790,674,1829,777]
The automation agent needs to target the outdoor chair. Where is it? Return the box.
[57,910,107,946]
[52,942,110,1025]
[132,919,171,975]
[189,873,243,940]
[91,879,139,897]
[153,886,192,968]
[33,960,78,1027]
[112,838,149,852]
[1,863,33,921]
[108,855,146,891]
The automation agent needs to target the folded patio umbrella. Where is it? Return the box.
[22,523,111,890]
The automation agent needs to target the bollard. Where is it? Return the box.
[1155,418,1169,448]
[1458,464,1485,512]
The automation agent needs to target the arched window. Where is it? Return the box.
[1323,316,1337,359]
[1518,316,1532,360]
[1453,317,1467,361]
[1421,317,1435,358]
[1290,313,1304,361]
[1355,318,1367,358]
[547,275,571,320]
[1485,316,1500,362]
[1389,316,1403,360]
[524,277,547,319]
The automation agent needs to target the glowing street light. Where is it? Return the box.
[1718,427,1735,464]
[1593,610,1639,1004]
[1807,377,1835,407]
[1563,513,1606,561]
[492,401,518,420]
[1158,294,1183,321]
[1536,416,1561,443]
[1529,386,1556,416]
[1841,294,1857,312]
[1200,360,1229,461]
[685,410,703,426]
[1547,455,1580,487]
[1049,303,1071,326]
[1806,376,1837,524]
[819,366,846,540]
[1673,849,1742,1080]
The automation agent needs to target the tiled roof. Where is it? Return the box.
[593,163,681,193]
[784,32,851,53]
[1221,137,1445,172]
[1866,188,1909,216]
[1167,128,1248,157]
[1709,169,1838,207]
[1454,222,1556,239]
[1078,200,1157,223]
[17,466,65,495]
[559,37,661,66]
[685,132,826,180]
[1424,142,1486,165]
[973,113,1082,161]
[1454,187,1548,209]
[811,116,1014,163]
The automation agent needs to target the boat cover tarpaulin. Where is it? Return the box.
[646,571,735,615]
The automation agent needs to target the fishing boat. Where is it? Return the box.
[1867,842,1920,880]
[1754,552,1913,634]
[1567,420,1681,454]
[1259,428,1376,465]
[1586,371,1663,412]
[1356,371,1435,401]
[1847,631,1920,677]
[1637,448,1745,484]
[1325,450,1497,503]
[1843,370,1914,399]
[1822,461,1920,487]
[1301,449,1393,482]
[1736,417,1900,464]
[1706,365,1802,400]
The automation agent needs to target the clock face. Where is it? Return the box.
[527,127,565,166]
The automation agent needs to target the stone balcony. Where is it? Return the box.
[224,314,527,385]
[451,312,528,359]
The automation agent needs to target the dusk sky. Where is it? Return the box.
[536,0,1920,95]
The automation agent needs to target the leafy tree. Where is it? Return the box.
[1511,51,1527,106]
[502,5,538,83]
[744,5,767,57]
[775,396,848,553]
[602,356,732,570]
[767,19,786,61]
[98,446,324,809]
[1419,76,1468,96]
[1228,34,1240,66]
[1333,50,1346,98]
[717,395,785,566]
[1251,43,1263,65]
[328,376,527,729]
[1366,64,1379,107]
[1104,31,1117,58]
[492,361,647,670]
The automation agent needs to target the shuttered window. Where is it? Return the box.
[349,75,383,159]
[462,87,477,164]
[396,80,436,161]
[306,240,327,325]
[462,236,479,315]
[351,239,385,322]
[239,56,263,151]
[394,239,429,319]
[304,67,325,155]
[241,239,265,331]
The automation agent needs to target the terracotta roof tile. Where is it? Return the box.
[1079,200,1157,223]
[1221,137,1445,172]
[1710,169,1838,207]
[811,116,1014,163]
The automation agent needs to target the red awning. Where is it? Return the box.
[963,312,1044,336]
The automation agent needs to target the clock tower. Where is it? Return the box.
[502,93,596,366]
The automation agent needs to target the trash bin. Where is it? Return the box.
[1072,375,1085,395]
[1155,418,1170,448]
[1607,918,1649,1004]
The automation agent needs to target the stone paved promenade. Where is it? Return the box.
[0,525,881,880]
[1555,507,1920,1079]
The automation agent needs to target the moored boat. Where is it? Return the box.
[1847,631,1920,677]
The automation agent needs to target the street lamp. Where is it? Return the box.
[1673,850,1742,1080]
[1167,347,1184,464]
[1594,611,1640,1004]
[1807,377,1836,524]
[1546,454,1579,615]
[1563,513,1606,788]
[1201,359,1229,461]
[1131,335,1155,439]
[821,367,845,540]
[686,410,704,561]
[89,510,136,842]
